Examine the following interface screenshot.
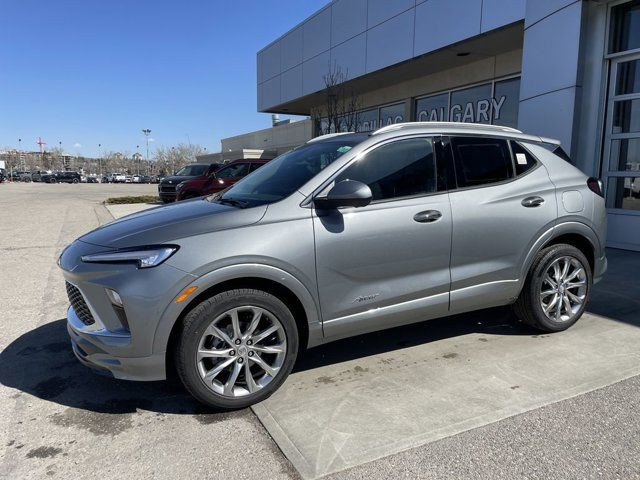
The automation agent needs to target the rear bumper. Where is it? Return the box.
[67,305,166,381]
[593,252,607,285]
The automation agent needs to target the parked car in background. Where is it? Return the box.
[175,159,268,201]
[158,162,223,203]
[86,176,99,183]
[53,171,82,184]
[31,170,50,182]
[40,171,59,183]
[59,123,608,409]
[140,175,152,184]
[0,168,6,183]
[20,172,32,182]
[112,173,127,183]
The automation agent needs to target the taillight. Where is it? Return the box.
[587,177,604,197]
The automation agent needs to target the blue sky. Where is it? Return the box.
[0,0,327,157]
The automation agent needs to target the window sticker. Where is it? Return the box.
[516,153,528,165]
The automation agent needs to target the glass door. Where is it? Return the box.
[602,53,640,250]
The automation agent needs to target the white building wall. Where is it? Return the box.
[257,0,527,112]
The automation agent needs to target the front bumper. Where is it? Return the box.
[60,239,195,381]
[67,305,166,381]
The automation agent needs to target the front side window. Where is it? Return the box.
[335,137,436,201]
[217,163,250,178]
[451,136,513,187]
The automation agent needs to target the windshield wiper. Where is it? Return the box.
[216,197,248,208]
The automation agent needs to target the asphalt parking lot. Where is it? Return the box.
[1,182,639,480]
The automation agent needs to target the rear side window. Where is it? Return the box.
[451,136,513,187]
[510,141,538,176]
[336,137,436,201]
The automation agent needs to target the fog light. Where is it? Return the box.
[106,288,123,306]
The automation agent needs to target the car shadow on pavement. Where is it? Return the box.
[0,307,533,416]
[294,305,533,373]
[0,319,207,415]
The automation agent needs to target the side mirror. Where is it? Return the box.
[314,180,372,209]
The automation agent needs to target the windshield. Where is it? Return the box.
[174,164,208,176]
[215,137,366,207]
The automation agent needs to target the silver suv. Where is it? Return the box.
[59,123,607,409]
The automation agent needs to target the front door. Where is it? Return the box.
[313,136,452,340]
[602,53,640,251]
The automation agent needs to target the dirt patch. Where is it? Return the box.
[26,446,63,459]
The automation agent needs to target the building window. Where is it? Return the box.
[356,108,380,132]
[416,93,449,122]
[379,103,405,127]
[413,77,521,128]
[450,84,493,124]
[493,78,520,128]
[609,0,640,54]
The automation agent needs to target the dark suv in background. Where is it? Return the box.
[175,159,269,201]
[158,162,222,203]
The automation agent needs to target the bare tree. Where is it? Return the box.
[311,63,361,136]
[153,143,206,175]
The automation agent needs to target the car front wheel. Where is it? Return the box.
[513,243,592,332]
[175,288,299,410]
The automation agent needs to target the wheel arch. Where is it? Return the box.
[520,221,599,286]
[155,264,322,378]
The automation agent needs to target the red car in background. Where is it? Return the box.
[175,159,270,201]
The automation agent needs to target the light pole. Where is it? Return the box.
[142,129,151,174]
[98,143,102,177]
[18,138,23,172]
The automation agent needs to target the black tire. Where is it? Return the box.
[513,243,592,332]
[72,178,79,184]
[175,288,299,410]
[48,178,57,184]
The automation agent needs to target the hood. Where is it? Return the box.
[161,175,200,185]
[80,198,268,248]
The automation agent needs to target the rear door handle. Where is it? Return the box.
[521,196,545,208]
[413,210,442,223]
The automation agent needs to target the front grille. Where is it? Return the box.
[160,184,175,193]
[66,282,95,326]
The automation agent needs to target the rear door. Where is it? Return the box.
[313,136,452,339]
[446,136,557,312]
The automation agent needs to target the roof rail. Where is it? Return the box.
[306,132,355,144]
[372,122,522,136]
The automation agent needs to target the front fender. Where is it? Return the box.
[151,263,322,355]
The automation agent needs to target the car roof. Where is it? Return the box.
[306,123,560,147]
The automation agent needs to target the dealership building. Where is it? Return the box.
[255,0,640,251]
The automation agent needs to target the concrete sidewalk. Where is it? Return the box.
[252,249,640,479]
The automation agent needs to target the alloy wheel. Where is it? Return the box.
[540,256,587,323]
[196,306,287,397]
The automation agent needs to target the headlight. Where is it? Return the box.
[81,246,178,269]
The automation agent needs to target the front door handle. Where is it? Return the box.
[521,196,545,208]
[413,210,442,223]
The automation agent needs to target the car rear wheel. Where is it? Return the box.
[48,178,57,183]
[175,288,298,410]
[72,178,79,184]
[513,243,592,332]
